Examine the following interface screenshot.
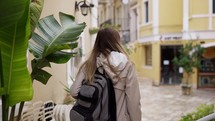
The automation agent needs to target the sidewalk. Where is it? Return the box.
[138,77,215,121]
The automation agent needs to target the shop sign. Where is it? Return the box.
[161,35,182,40]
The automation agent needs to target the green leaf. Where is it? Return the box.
[30,0,44,33]
[31,58,51,69]
[29,33,46,58]
[0,49,5,96]
[0,1,27,28]
[0,88,5,96]
[31,69,52,85]
[29,12,86,58]
[46,51,77,64]
[0,0,32,107]
[44,42,78,56]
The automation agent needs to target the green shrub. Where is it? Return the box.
[180,104,215,121]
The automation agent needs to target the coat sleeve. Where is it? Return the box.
[70,69,85,98]
[125,63,141,121]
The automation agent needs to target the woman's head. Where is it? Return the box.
[92,28,126,57]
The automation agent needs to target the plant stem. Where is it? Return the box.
[1,49,9,121]
[16,101,25,121]
[2,95,9,121]
[9,105,16,121]
[186,73,191,85]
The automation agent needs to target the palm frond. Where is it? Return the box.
[29,12,86,84]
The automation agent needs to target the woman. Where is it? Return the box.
[70,28,141,121]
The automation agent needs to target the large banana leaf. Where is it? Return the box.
[0,0,27,29]
[30,0,44,33]
[29,12,86,84]
[0,0,33,108]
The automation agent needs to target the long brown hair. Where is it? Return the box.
[80,28,127,83]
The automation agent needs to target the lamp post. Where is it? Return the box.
[75,0,94,16]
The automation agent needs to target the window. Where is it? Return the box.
[142,0,149,24]
[144,1,149,23]
[145,45,152,66]
[213,0,215,14]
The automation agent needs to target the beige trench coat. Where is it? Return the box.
[70,52,141,121]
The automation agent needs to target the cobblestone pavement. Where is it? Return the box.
[138,77,215,121]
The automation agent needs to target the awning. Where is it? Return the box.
[201,42,215,48]
[201,42,215,59]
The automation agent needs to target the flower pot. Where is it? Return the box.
[181,85,191,95]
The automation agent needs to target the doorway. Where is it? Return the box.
[160,45,183,85]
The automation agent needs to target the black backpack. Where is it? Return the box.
[70,67,116,121]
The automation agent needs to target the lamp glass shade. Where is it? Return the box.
[80,3,88,16]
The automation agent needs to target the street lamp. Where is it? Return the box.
[75,0,94,16]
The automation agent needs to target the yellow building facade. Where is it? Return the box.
[131,0,215,88]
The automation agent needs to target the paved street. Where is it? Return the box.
[138,76,215,121]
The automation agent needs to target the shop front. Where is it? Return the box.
[198,44,215,88]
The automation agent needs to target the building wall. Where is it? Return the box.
[190,0,208,15]
[189,0,210,31]
[98,0,113,25]
[129,43,142,71]
[159,0,183,34]
[139,24,153,37]
[213,17,215,29]
[139,0,153,37]
[190,18,209,30]
[129,42,160,85]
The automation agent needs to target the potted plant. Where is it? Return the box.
[0,0,86,120]
[173,42,204,95]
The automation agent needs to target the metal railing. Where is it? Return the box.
[197,113,215,121]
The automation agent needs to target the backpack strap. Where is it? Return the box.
[107,75,116,121]
[96,67,116,121]
[95,68,104,118]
